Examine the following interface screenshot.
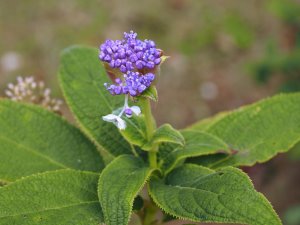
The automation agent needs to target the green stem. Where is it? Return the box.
[142,98,155,138]
[130,143,138,157]
[143,201,159,225]
[148,151,157,168]
[140,98,157,168]
[140,97,160,225]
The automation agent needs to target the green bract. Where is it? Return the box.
[1,45,299,225]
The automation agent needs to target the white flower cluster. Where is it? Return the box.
[4,76,63,113]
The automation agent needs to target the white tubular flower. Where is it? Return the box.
[124,105,141,118]
[130,106,141,116]
[102,114,126,130]
[102,95,142,130]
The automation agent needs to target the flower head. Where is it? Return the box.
[99,31,162,74]
[4,76,63,113]
[99,31,162,97]
[100,31,162,130]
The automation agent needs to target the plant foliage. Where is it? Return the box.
[1,45,299,225]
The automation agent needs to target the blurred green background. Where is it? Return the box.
[1,0,300,224]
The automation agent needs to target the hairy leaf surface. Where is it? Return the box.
[59,46,131,157]
[0,100,104,182]
[189,111,229,131]
[149,164,281,225]
[98,155,153,225]
[0,170,103,225]
[159,130,230,173]
[188,93,300,167]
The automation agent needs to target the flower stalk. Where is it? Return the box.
[140,97,158,169]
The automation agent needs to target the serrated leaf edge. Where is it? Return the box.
[148,165,282,225]
[58,57,116,163]
[97,155,155,225]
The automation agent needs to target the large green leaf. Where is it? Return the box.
[149,164,281,225]
[98,155,153,225]
[160,130,230,174]
[186,153,229,168]
[0,100,104,182]
[59,46,132,157]
[0,170,103,225]
[188,93,300,167]
[188,111,229,131]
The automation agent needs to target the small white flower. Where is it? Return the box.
[4,76,63,113]
[102,96,142,130]
[130,106,141,116]
[102,114,126,130]
[124,105,141,118]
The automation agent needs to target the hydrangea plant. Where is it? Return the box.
[0,31,300,225]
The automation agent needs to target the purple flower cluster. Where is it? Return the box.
[105,71,155,97]
[101,31,162,128]
[99,31,162,73]
[100,31,161,97]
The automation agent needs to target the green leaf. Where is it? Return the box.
[143,124,185,151]
[188,111,229,131]
[189,93,300,167]
[120,115,148,147]
[186,153,229,168]
[98,155,153,225]
[149,164,281,225]
[160,130,230,174]
[59,45,132,157]
[0,100,104,182]
[0,170,103,225]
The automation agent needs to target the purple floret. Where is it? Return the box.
[99,31,162,73]
[104,71,155,97]
[124,108,133,116]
